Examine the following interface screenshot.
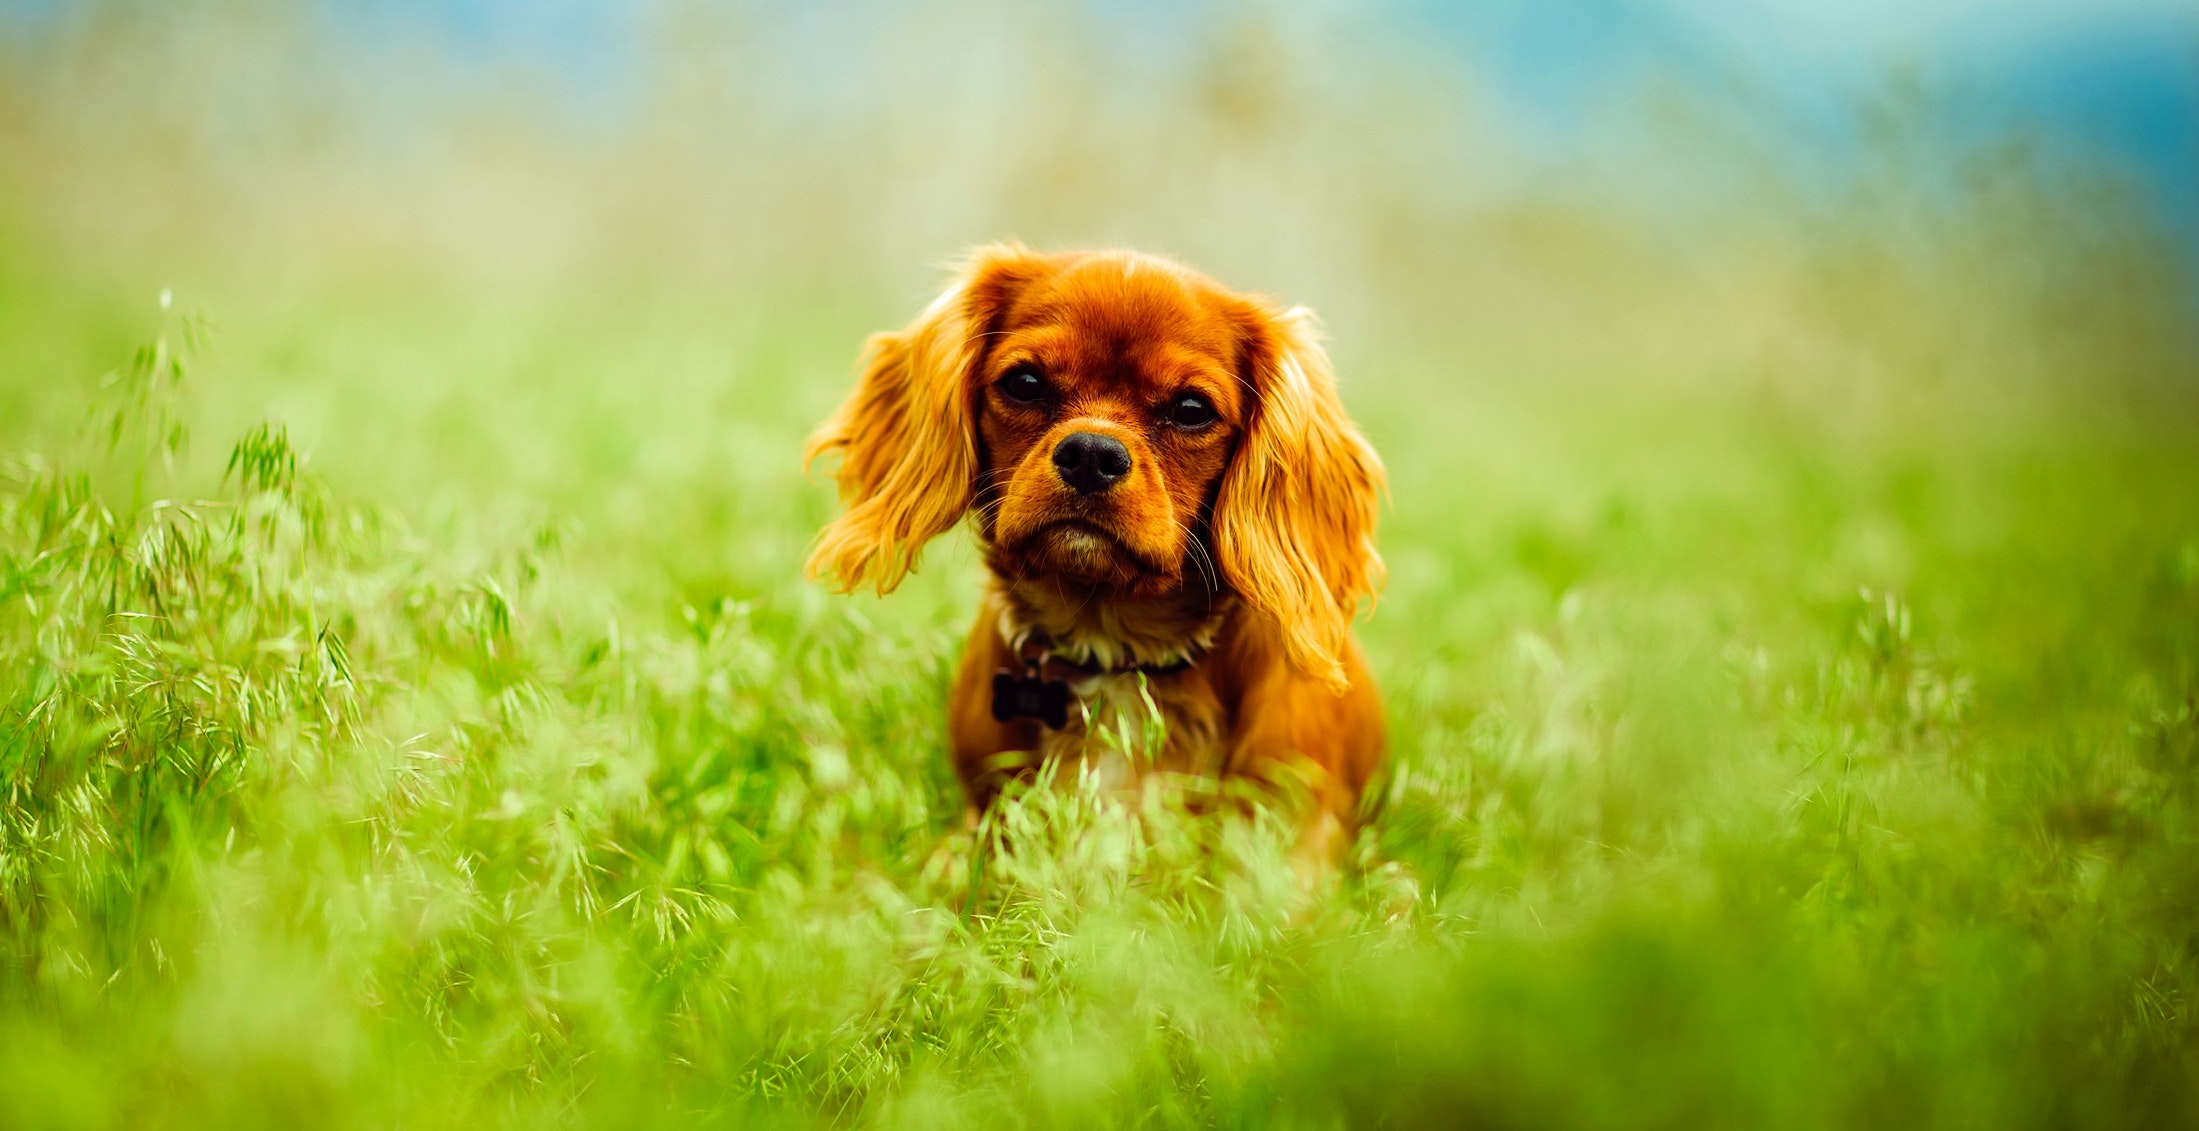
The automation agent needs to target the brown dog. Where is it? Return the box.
[806,245,1385,867]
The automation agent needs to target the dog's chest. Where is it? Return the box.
[1037,670,1229,791]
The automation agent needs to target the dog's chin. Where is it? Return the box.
[999,521,1173,590]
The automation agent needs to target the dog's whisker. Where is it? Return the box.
[1173,518,1222,594]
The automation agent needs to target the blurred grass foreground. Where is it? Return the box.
[3,3,2199,1127]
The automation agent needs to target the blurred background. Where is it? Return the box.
[5,1,2195,373]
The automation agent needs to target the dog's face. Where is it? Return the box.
[974,256,1247,595]
[806,245,1384,688]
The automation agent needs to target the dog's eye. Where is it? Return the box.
[1165,392,1218,429]
[997,366,1048,405]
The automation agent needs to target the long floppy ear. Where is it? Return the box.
[804,244,1042,593]
[1212,303,1386,691]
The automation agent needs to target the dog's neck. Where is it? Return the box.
[989,574,1234,672]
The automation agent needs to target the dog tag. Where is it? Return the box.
[991,669,1071,729]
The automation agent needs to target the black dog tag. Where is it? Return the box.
[991,669,1071,729]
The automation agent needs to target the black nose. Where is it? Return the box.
[1052,432,1132,495]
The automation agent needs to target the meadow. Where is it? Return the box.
[2,7,2198,1127]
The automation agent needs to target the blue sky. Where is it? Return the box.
[1412,2,2197,235]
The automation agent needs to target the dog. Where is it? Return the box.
[805,244,1385,870]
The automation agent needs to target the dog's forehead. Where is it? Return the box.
[1004,255,1241,374]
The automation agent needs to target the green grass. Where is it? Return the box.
[3,16,2199,1125]
[1,243,2192,1129]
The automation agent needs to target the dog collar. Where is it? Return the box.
[989,636,1200,729]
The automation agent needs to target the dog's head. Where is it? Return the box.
[805,244,1383,688]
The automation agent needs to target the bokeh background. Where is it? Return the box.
[1,2,2197,1128]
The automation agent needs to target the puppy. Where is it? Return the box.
[806,245,1385,869]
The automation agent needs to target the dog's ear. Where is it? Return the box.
[1213,302,1386,691]
[805,243,1045,593]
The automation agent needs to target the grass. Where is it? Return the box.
[3,10,2199,1127]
